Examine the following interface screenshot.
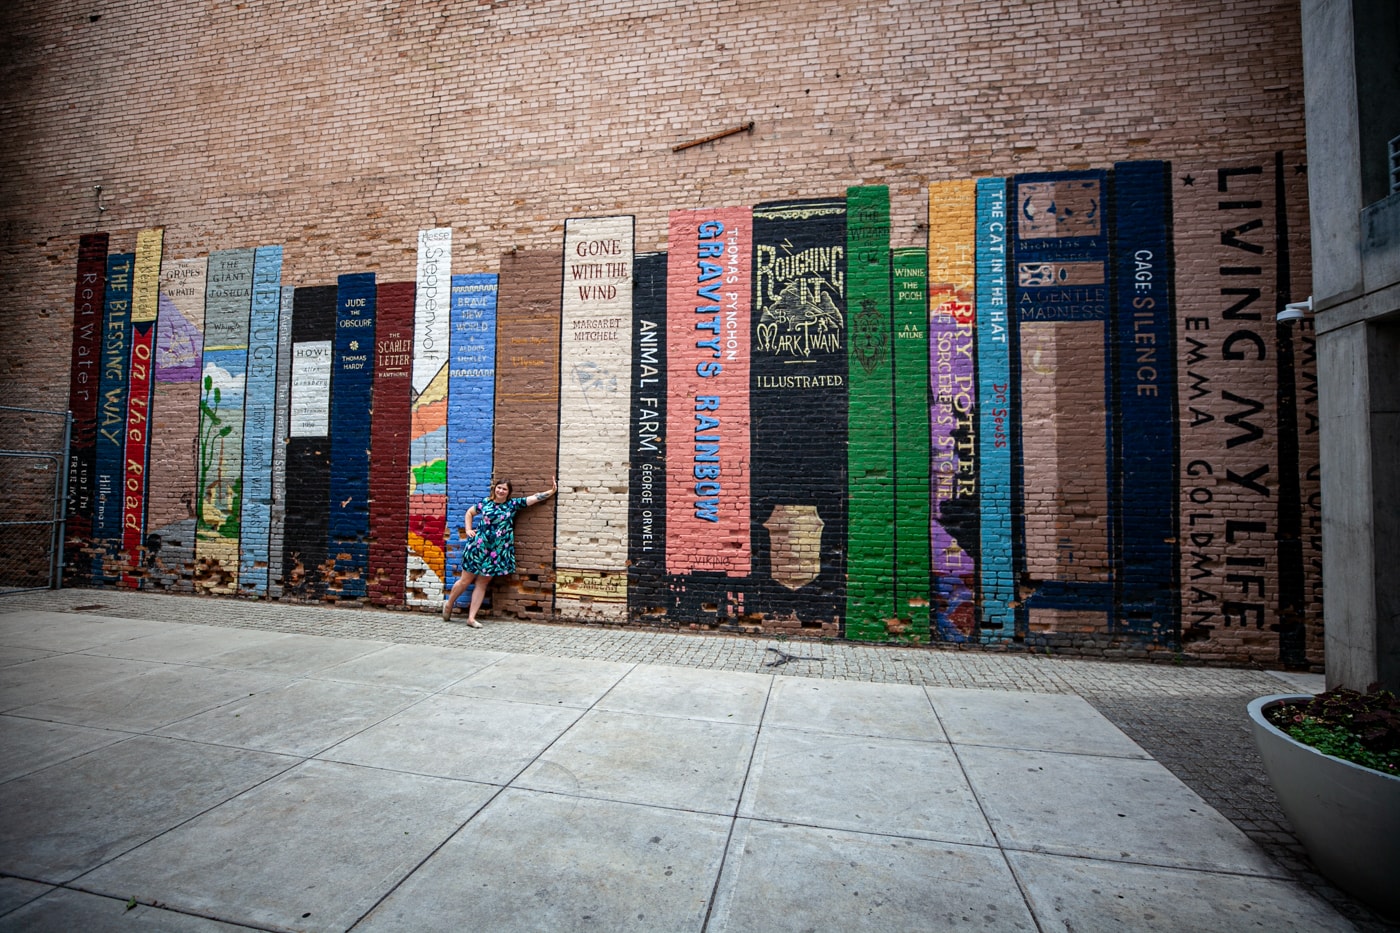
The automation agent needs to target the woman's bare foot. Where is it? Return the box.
[466,618,482,628]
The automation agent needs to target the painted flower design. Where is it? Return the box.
[460,496,524,577]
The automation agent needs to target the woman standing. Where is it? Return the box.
[443,476,558,627]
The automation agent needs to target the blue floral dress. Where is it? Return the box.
[461,496,526,576]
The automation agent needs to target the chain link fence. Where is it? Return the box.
[0,406,71,595]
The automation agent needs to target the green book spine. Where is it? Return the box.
[892,247,931,641]
[845,186,895,640]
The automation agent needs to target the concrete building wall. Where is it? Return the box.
[0,0,1321,665]
[1302,0,1400,689]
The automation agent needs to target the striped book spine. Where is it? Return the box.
[891,247,931,640]
[406,228,452,607]
[664,208,753,623]
[147,257,207,590]
[489,251,560,619]
[750,198,848,628]
[195,248,255,593]
[1111,161,1177,639]
[367,280,415,606]
[554,216,634,618]
[1172,157,1282,656]
[119,228,164,586]
[283,284,337,596]
[65,232,109,580]
[236,245,283,597]
[1272,150,1310,665]
[328,272,376,599]
[1281,148,1321,663]
[844,186,895,640]
[975,179,1015,639]
[1011,170,1113,635]
[268,285,294,597]
[93,251,134,582]
[445,274,498,604]
[628,252,668,616]
[928,181,979,642]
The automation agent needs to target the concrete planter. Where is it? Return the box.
[1248,694,1400,919]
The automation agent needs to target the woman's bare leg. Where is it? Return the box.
[444,572,475,621]
[466,574,492,627]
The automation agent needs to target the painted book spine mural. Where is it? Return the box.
[1173,157,1285,663]
[195,248,255,593]
[490,251,560,618]
[1272,149,1311,667]
[554,216,634,618]
[146,257,207,590]
[269,285,294,598]
[93,251,134,582]
[975,178,1014,640]
[66,231,109,579]
[445,273,498,604]
[845,186,895,640]
[406,227,451,607]
[327,272,376,599]
[1283,149,1322,663]
[283,284,336,596]
[236,246,283,597]
[53,155,1323,666]
[368,280,414,606]
[665,208,752,623]
[628,252,668,614]
[751,198,848,628]
[891,246,931,640]
[928,181,979,642]
[1111,161,1177,639]
[1012,169,1113,636]
[119,228,164,585]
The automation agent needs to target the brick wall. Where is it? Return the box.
[0,0,1317,665]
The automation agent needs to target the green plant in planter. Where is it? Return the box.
[1263,687,1400,776]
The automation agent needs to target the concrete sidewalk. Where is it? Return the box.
[0,590,1383,931]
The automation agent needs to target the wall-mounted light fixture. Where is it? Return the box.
[1278,295,1312,323]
